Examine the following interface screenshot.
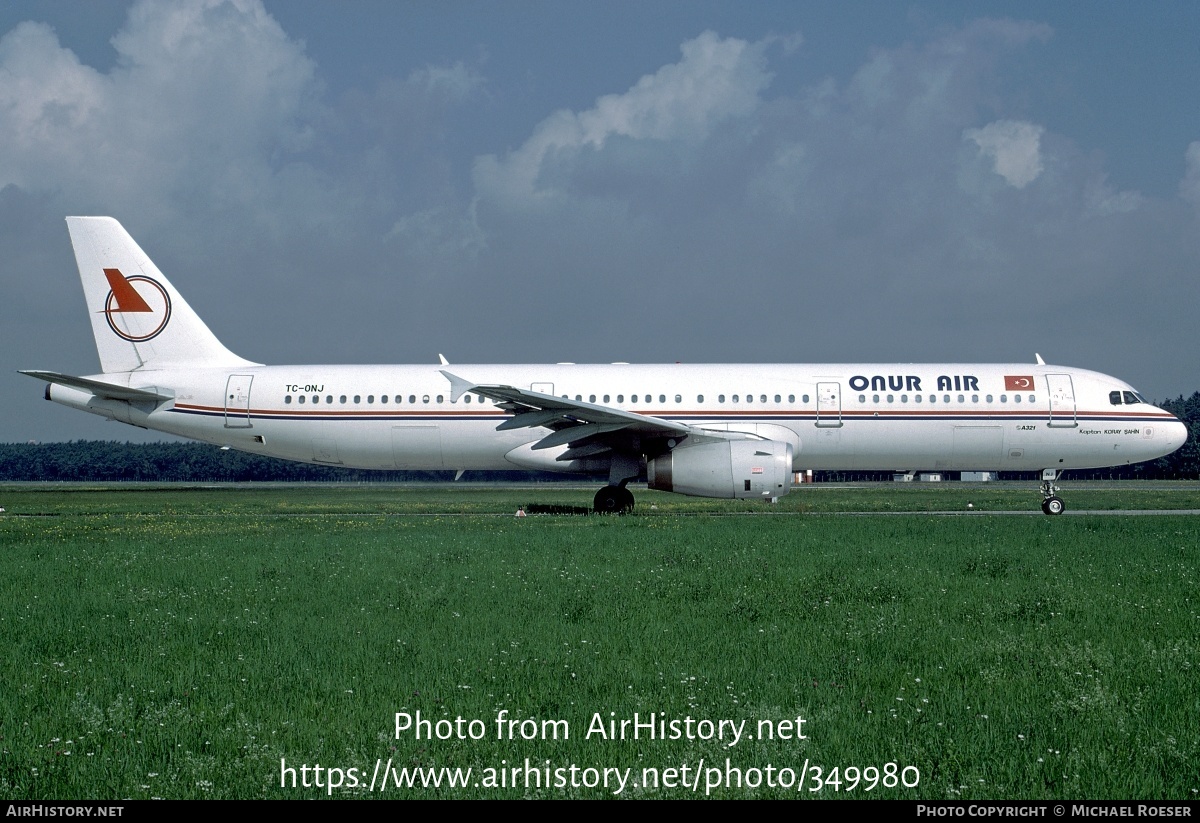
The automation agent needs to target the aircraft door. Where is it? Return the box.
[815,382,843,428]
[1046,374,1077,428]
[391,424,444,469]
[224,374,253,428]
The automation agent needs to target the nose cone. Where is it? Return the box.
[1164,418,1189,454]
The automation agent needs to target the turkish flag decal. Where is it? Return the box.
[1005,375,1035,391]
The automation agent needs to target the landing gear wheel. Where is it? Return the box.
[1042,496,1065,516]
[1039,471,1065,516]
[618,486,634,513]
[593,485,634,514]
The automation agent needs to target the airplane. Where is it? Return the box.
[21,217,1189,515]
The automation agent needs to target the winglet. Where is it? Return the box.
[440,370,475,402]
[1035,353,1046,365]
[438,353,449,366]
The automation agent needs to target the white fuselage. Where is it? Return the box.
[49,361,1188,475]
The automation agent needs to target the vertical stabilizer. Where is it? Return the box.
[67,217,258,374]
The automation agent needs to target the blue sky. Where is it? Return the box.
[2,0,1198,442]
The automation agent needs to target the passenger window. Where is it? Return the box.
[733,395,740,403]
[1110,391,1123,405]
[284,395,292,404]
[697,395,704,403]
[675,395,682,403]
[367,395,374,404]
[589,395,596,403]
[437,395,443,403]
[775,394,781,403]
[659,395,666,403]
[887,395,894,403]
[901,394,908,403]
[645,395,651,403]
[380,395,387,404]
[958,395,965,403]
[326,395,333,404]
[914,394,922,403]
[760,395,766,403]
[972,394,979,403]
[353,395,361,404]
[409,395,416,404]
[943,394,950,403]
[618,395,624,403]
[929,394,936,404]
[339,395,346,404]
[630,395,636,403]
[986,395,992,403]
[298,395,306,404]
[603,395,610,403]
[1000,395,1007,403]
[312,395,319,404]
[718,395,725,403]
[464,395,471,403]
[422,395,430,403]
[872,394,880,403]
[858,394,866,403]
[1028,395,1035,403]
[788,394,795,403]
[1013,394,1020,403]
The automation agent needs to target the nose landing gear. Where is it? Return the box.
[1040,469,1065,515]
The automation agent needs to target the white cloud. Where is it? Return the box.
[407,61,485,102]
[473,31,772,206]
[964,120,1045,188]
[1181,141,1200,209]
[0,0,319,226]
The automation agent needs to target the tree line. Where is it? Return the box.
[0,440,549,483]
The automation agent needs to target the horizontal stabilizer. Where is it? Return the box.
[19,370,174,402]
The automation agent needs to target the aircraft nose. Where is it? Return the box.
[1166,418,1189,452]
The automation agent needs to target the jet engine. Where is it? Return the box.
[647,438,793,500]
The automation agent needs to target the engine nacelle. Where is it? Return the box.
[647,439,793,500]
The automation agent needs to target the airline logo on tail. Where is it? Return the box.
[101,268,172,342]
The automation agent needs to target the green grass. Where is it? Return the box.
[2,479,1199,515]
[0,484,1197,799]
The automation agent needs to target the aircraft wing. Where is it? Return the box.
[441,370,693,459]
[20,370,175,403]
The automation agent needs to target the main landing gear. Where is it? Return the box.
[594,454,640,514]
[1040,469,1065,516]
[593,484,635,514]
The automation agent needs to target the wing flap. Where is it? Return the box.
[530,422,629,450]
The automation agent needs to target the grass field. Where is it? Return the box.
[0,483,1197,799]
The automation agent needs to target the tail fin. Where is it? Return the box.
[67,217,258,373]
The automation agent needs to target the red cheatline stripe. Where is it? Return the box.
[172,402,1175,422]
[103,269,153,312]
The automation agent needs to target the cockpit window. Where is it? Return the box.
[1122,391,1139,405]
[1110,391,1123,405]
